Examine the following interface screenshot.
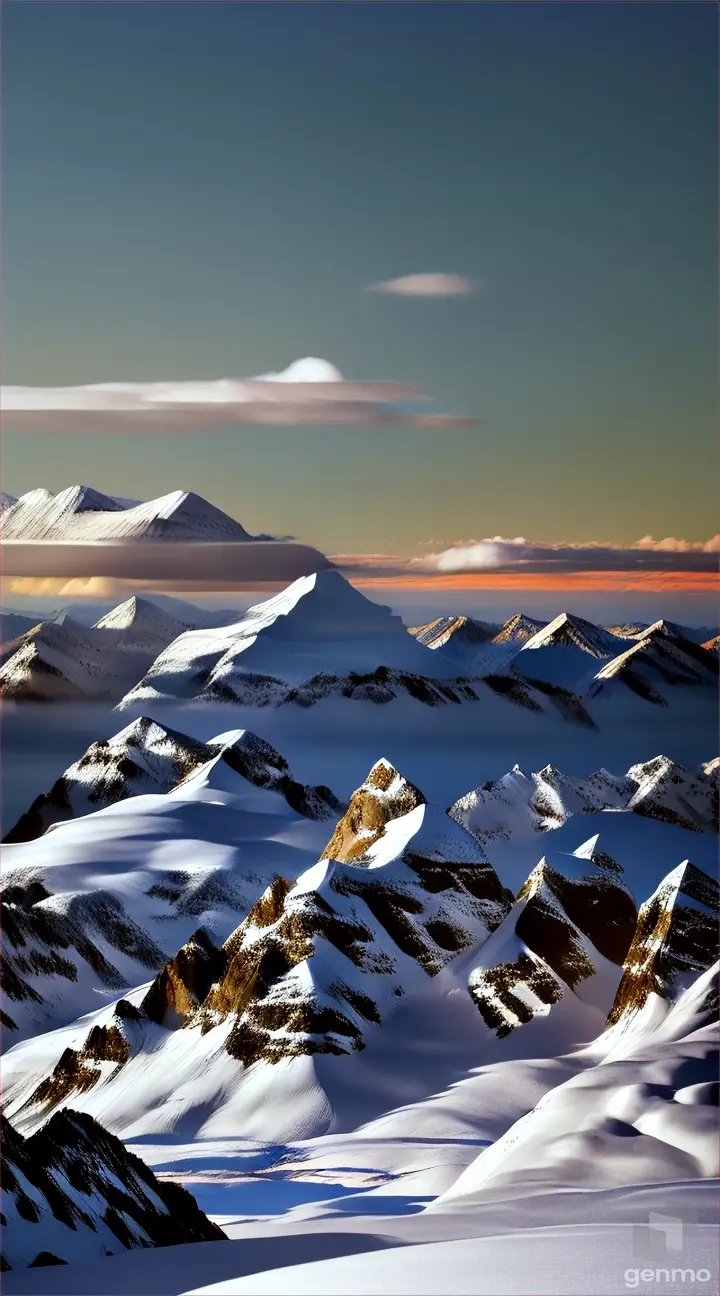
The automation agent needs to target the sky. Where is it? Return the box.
[1,1,718,592]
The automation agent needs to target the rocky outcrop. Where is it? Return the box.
[469,842,638,1038]
[606,862,719,1033]
[0,1109,225,1270]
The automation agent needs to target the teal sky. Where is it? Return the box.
[2,1,717,556]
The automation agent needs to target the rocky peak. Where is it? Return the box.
[606,861,719,1033]
[468,841,638,1039]
[322,759,425,863]
[141,928,226,1026]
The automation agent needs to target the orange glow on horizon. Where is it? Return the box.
[350,571,720,594]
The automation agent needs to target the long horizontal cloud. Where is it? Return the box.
[2,356,474,430]
[0,541,334,586]
[334,535,720,578]
[367,273,478,297]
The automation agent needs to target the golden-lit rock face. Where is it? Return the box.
[606,862,719,1031]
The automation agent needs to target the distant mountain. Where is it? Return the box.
[0,1109,224,1271]
[587,624,718,704]
[1,485,256,542]
[0,594,245,703]
[119,571,460,708]
[409,615,501,651]
[115,572,593,727]
[491,613,547,644]
[702,633,720,655]
[520,612,626,659]
[4,716,343,843]
[449,755,719,848]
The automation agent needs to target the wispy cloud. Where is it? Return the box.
[367,273,479,298]
[2,356,474,430]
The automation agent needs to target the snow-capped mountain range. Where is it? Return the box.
[0,485,257,542]
[449,754,719,846]
[1,572,715,714]
[1,721,718,1287]
[4,716,343,843]
[0,595,245,702]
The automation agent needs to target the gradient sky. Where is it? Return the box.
[2,0,717,558]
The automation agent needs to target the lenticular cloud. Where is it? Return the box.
[2,356,473,429]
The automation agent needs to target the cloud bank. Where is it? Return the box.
[334,534,720,579]
[2,357,474,430]
[367,273,478,297]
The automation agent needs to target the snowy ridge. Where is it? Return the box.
[587,625,718,704]
[0,1109,224,1271]
[449,753,719,847]
[0,595,247,703]
[4,717,342,843]
[1,486,254,541]
[519,612,627,659]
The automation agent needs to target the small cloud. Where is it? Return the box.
[367,273,479,298]
[1,356,473,430]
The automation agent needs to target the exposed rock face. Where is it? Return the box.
[4,719,342,844]
[141,928,227,1026]
[491,613,546,644]
[0,1109,225,1270]
[606,862,719,1033]
[1,885,166,1043]
[468,843,638,1038]
[26,931,227,1112]
[625,755,719,832]
[322,760,426,863]
[483,673,596,726]
[194,838,512,1065]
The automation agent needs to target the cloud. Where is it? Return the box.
[367,273,479,298]
[632,534,720,553]
[0,540,335,587]
[334,535,720,579]
[1,356,474,430]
